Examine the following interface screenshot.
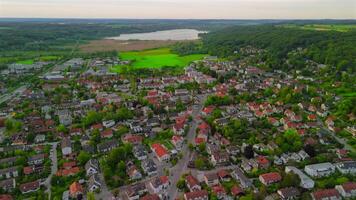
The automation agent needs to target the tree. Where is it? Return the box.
[77,151,91,166]
[276,129,302,152]
[281,172,300,188]
[87,192,95,200]
[244,145,254,159]
[304,144,316,157]
[176,178,186,190]
[194,158,205,170]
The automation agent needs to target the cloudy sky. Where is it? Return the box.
[0,0,355,19]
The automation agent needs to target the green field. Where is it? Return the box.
[111,48,207,72]
[16,59,34,65]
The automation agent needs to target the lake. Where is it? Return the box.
[107,29,207,41]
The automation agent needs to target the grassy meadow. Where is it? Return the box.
[111,48,207,72]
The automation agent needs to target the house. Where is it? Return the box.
[311,189,341,200]
[231,167,253,188]
[0,167,18,179]
[0,179,15,191]
[69,182,83,199]
[211,151,229,166]
[19,180,40,194]
[133,145,148,161]
[217,169,231,182]
[285,166,314,189]
[141,194,160,200]
[173,122,185,135]
[141,159,157,176]
[0,195,12,200]
[212,185,227,199]
[335,161,356,174]
[101,129,113,139]
[186,175,201,192]
[204,172,219,186]
[171,135,184,150]
[256,156,270,169]
[259,172,282,186]
[184,190,209,200]
[85,159,100,176]
[97,140,118,153]
[123,134,144,145]
[61,138,72,156]
[103,120,115,128]
[202,106,215,116]
[149,176,169,194]
[231,185,244,197]
[277,187,300,200]
[127,164,142,180]
[304,162,335,177]
[88,174,101,192]
[151,143,170,162]
[335,182,356,198]
[27,154,45,165]
[125,183,147,200]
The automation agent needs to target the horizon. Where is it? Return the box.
[1,0,355,19]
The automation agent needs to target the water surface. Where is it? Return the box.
[107,29,207,41]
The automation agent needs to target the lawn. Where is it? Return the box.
[111,48,207,72]
[16,59,34,65]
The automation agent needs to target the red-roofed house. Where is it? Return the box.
[123,134,143,145]
[173,122,185,135]
[185,175,201,192]
[202,106,215,116]
[151,143,170,162]
[308,114,317,121]
[194,137,207,146]
[212,185,227,199]
[231,185,244,197]
[336,182,356,198]
[259,172,282,186]
[184,190,209,200]
[101,129,113,139]
[311,189,341,200]
[70,182,83,199]
[268,117,280,126]
[171,135,183,150]
[217,169,231,182]
[256,156,270,169]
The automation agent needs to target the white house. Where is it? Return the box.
[304,162,335,178]
[61,138,72,156]
[335,161,356,174]
[285,166,314,189]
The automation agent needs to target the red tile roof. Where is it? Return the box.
[69,182,83,196]
[312,189,340,200]
[186,175,199,188]
[217,169,230,179]
[184,190,208,200]
[212,185,226,195]
[256,156,269,165]
[260,172,282,183]
[231,185,244,196]
[151,143,168,158]
[23,166,34,175]
[341,182,356,193]
[0,195,13,200]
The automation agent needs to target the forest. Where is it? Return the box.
[174,25,356,73]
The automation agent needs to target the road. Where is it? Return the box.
[167,94,207,200]
[0,85,28,104]
[43,142,58,200]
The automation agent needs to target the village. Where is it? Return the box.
[0,50,355,200]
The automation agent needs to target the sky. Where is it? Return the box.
[0,0,355,19]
